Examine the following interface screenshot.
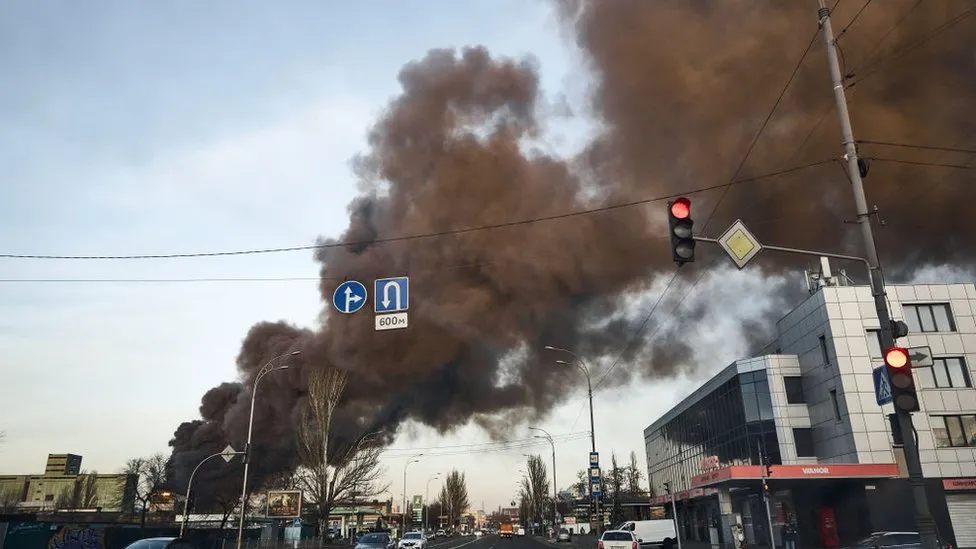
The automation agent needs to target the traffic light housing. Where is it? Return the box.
[668,197,696,266]
[885,346,920,412]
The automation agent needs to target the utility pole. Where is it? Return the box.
[757,441,775,549]
[816,3,938,549]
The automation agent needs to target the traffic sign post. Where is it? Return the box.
[375,277,409,313]
[716,220,763,269]
[374,277,410,331]
[873,366,893,406]
[333,281,368,314]
[907,346,934,367]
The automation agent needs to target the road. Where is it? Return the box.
[423,535,575,549]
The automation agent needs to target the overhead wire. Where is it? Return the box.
[566,10,833,429]
[865,157,976,170]
[0,160,833,265]
[846,0,922,77]
[857,140,976,155]
[848,3,976,87]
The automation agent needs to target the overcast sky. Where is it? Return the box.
[0,0,793,511]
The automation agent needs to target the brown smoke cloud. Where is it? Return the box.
[169,1,976,488]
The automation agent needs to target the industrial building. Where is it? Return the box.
[0,454,137,513]
[644,263,976,549]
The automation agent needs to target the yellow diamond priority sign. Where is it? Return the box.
[717,219,763,269]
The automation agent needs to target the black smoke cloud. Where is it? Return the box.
[169,1,976,487]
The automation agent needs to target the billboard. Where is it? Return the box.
[267,490,303,518]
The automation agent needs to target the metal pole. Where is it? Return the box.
[815,4,937,549]
[550,439,558,534]
[402,456,421,532]
[235,352,298,549]
[236,377,260,549]
[182,450,243,537]
[757,440,775,549]
[584,370,602,537]
[544,347,601,537]
[670,492,682,549]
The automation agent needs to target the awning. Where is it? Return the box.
[689,463,900,488]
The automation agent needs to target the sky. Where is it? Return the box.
[0,0,794,511]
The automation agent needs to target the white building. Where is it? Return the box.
[644,262,976,549]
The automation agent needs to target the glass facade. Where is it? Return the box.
[645,369,781,493]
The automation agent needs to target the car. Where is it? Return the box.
[397,531,427,549]
[557,529,572,543]
[435,530,446,538]
[122,538,197,549]
[356,533,395,549]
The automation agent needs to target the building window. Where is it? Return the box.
[819,335,831,367]
[866,329,883,358]
[784,376,806,404]
[793,428,815,457]
[930,357,972,388]
[929,415,976,448]
[830,389,842,421]
[902,303,956,333]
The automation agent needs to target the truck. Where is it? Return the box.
[615,520,677,547]
[499,524,514,539]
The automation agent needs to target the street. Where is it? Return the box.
[423,535,580,549]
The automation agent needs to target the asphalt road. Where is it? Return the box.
[423,535,557,549]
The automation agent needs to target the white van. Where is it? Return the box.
[616,520,676,547]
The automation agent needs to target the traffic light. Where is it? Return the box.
[884,346,920,412]
[668,197,696,266]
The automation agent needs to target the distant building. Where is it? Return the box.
[0,454,137,513]
[44,454,83,476]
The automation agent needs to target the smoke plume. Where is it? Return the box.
[169,0,976,488]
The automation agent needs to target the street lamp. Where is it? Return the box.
[402,455,423,531]
[544,345,601,536]
[182,448,244,537]
[529,427,559,534]
[425,473,440,532]
[236,350,301,549]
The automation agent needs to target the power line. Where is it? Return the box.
[849,3,976,86]
[589,22,826,390]
[0,160,834,262]
[847,0,922,76]
[866,157,976,170]
[837,0,873,40]
[858,140,976,155]
[0,259,512,284]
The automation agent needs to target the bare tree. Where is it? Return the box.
[123,453,168,528]
[523,455,550,531]
[77,471,100,508]
[439,470,469,529]
[625,452,647,497]
[295,367,388,545]
[608,453,625,526]
[55,486,75,510]
[0,486,20,513]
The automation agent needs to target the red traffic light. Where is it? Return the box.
[884,347,910,368]
[670,197,691,219]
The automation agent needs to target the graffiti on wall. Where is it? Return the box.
[48,525,106,549]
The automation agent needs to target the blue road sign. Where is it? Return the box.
[333,280,368,314]
[590,480,602,497]
[589,452,599,467]
[873,366,893,406]
[374,276,409,313]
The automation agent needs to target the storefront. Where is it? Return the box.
[943,478,976,549]
[657,463,903,548]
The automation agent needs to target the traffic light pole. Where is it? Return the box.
[815,3,938,548]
